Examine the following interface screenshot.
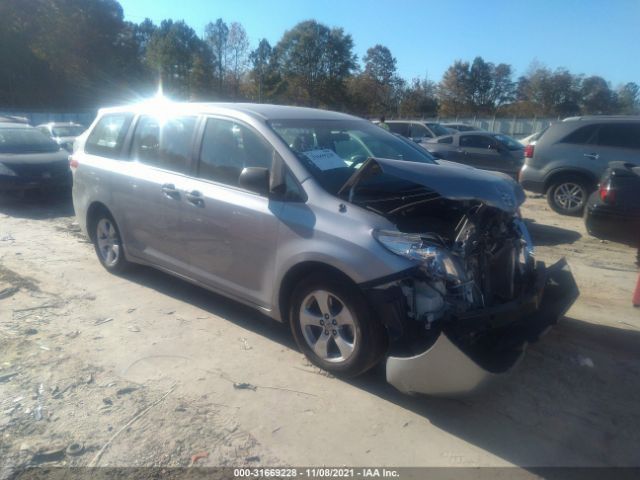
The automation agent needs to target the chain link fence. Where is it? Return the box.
[0,110,96,127]
[416,116,561,139]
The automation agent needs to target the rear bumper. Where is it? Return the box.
[518,164,545,193]
[585,198,640,247]
[385,259,578,396]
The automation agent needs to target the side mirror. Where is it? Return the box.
[239,167,270,196]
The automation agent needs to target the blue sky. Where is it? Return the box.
[119,0,640,86]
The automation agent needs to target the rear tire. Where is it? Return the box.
[91,211,130,274]
[546,176,591,216]
[289,273,386,378]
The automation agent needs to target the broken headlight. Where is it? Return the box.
[373,230,466,282]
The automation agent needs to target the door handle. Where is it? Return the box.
[161,183,180,199]
[584,153,600,160]
[185,190,204,207]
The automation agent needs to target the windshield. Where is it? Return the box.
[52,125,84,137]
[494,133,524,151]
[425,123,451,137]
[270,118,436,195]
[0,128,60,153]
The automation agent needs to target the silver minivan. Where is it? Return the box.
[72,101,577,396]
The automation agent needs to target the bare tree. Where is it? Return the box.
[225,22,249,98]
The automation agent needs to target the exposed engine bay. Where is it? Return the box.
[344,158,579,395]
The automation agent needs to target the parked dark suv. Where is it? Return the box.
[519,116,640,215]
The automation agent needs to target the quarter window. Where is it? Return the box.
[198,118,274,187]
[410,124,430,138]
[561,125,599,145]
[85,113,133,158]
[388,123,409,137]
[596,123,640,149]
[130,115,197,174]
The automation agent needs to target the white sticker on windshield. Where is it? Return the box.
[303,149,347,171]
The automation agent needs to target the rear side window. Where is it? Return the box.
[198,118,274,188]
[561,124,598,145]
[410,123,431,138]
[130,115,197,174]
[460,135,495,149]
[85,113,133,158]
[437,136,453,144]
[596,123,640,149]
[388,123,409,137]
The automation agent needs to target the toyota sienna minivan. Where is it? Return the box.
[72,100,577,396]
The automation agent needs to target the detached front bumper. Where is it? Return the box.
[384,259,578,396]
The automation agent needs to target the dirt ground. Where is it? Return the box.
[1,190,639,477]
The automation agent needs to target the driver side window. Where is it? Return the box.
[198,118,274,187]
[460,135,496,149]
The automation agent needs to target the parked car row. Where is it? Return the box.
[378,117,640,230]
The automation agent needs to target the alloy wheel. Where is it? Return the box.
[96,218,121,267]
[299,289,357,363]
[553,182,585,212]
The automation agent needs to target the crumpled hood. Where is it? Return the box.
[342,157,525,213]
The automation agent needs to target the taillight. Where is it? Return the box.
[524,144,534,158]
[69,156,79,169]
[599,180,616,204]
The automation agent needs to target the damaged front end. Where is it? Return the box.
[348,158,579,396]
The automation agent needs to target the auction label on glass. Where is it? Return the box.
[303,149,347,171]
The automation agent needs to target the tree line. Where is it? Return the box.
[1,0,638,117]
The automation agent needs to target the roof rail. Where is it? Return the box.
[563,115,640,122]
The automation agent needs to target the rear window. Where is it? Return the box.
[561,124,598,145]
[494,134,523,151]
[85,113,133,158]
[388,123,409,136]
[0,127,60,154]
[595,123,640,149]
[425,123,450,137]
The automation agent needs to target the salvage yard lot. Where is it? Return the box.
[1,192,639,474]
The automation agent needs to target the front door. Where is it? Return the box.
[181,117,283,308]
[458,134,503,171]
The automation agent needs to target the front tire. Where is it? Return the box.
[546,176,591,216]
[289,273,386,377]
[92,212,130,274]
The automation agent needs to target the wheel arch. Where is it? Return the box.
[85,201,114,243]
[543,168,598,193]
[278,261,358,325]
